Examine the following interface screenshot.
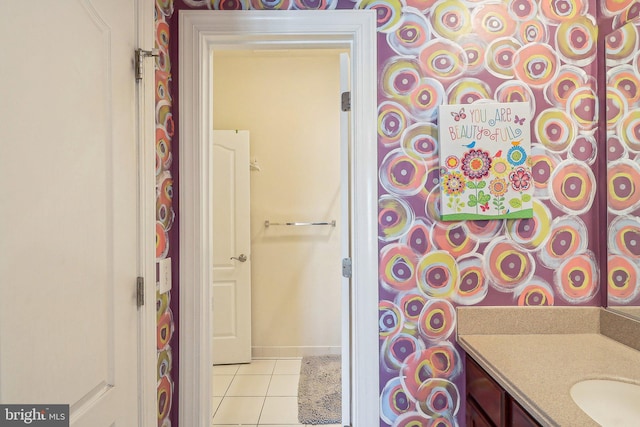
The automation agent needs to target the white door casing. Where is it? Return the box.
[179,10,379,427]
[0,1,156,426]
[339,51,352,425]
[211,130,252,365]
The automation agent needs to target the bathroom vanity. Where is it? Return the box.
[466,354,540,427]
[457,307,640,427]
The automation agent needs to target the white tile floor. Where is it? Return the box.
[212,358,341,427]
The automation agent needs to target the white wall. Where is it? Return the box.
[213,50,343,357]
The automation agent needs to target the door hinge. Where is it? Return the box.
[342,257,352,279]
[136,276,145,307]
[135,48,159,81]
[341,91,351,112]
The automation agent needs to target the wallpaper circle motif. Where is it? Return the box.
[452,255,487,304]
[608,254,640,304]
[555,251,598,303]
[171,0,620,425]
[515,277,555,306]
[370,0,605,423]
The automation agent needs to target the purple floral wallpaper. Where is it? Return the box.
[154,0,640,425]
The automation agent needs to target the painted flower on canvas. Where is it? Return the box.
[461,149,492,180]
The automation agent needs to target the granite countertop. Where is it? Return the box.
[457,307,640,427]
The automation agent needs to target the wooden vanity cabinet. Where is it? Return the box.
[466,355,542,427]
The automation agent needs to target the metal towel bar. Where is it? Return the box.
[264,220,336,228]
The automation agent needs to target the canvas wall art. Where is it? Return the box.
[439,102,533,221]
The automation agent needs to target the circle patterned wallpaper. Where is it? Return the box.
[156,0,639,425]
[606,16,640,308]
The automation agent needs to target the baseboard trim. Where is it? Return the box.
[252,346,341,358]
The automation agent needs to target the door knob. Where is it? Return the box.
[230,254,247,262]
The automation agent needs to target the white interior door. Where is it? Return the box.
[0,1,145,426]
[339,52,352,425]
[212,130,252,365]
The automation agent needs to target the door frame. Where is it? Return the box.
[179,10,379,427]
[136,0,158,425]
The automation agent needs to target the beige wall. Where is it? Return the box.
[213,50,343,357]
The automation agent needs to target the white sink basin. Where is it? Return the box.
[570,379,640,426]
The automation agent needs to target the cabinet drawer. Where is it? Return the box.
[510,399,542,427]
[467,398,495,427]
[466,356,505,426]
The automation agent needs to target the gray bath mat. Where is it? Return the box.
[298,355,341,425]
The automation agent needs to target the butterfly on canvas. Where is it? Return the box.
[451,108,466,121]
[514,115,526,125]
[480,203,490,212]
